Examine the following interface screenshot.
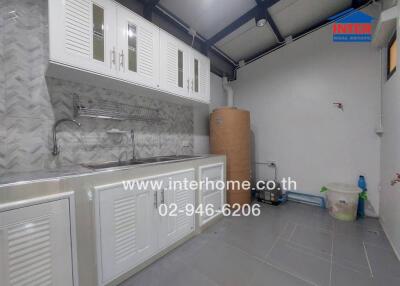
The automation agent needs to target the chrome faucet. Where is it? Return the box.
[52,118,81,156]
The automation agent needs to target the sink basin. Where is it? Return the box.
[140,155,204,163]
[164,155,204,160]
[82,160,145,170]
[140,157,175,163]
[82,155,205,170]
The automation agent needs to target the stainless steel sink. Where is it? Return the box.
[140,155,203,163]
[165,155,204,160]
[82,155,205,170]
[82,160,145,170]
[140,157,175,163]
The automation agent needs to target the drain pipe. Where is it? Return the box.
[222,77,234,107]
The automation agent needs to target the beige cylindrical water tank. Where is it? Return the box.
[210,107,251,205]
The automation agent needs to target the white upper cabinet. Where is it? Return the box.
[116,6,160,88]
[49,0,117,76]
[159,30,190,98]
[48,0,210,103]
[190,50,211,102]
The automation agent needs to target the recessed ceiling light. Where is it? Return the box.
[255,9,267,27]
[256,18,267,27]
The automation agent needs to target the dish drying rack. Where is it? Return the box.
[73,94,162,122]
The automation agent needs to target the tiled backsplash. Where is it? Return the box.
[0,0,193,175]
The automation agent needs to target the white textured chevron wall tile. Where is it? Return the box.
[0,128,5,169]
[0,0,194,175]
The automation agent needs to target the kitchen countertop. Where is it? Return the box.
[0,155,220,187]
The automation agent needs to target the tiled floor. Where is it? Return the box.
[120,202,400,286]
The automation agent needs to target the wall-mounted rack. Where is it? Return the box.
[73,94,162,122]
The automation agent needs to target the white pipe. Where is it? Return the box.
[222,77,234,107]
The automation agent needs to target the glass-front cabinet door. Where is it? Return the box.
[49,0,116,76]
[190,50,210,102]
[116,6,160,88]
[159,30,190,98]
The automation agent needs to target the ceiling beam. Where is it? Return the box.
[255,0,284,43]
[142,0,160,21]
[206,7,259,47]
[243,1,372,65]
[352,0,368,8]
[207,0,281,47]
[266,10,284,42]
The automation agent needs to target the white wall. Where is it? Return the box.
[193,73,227,153]
[231,6,381,213]
[379,0,400,258]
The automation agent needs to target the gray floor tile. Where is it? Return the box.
[331,263,374,286]
[118,203,400,286]
[280,222,297,240]
[335,218,392,250]
[372,275,400,286]
[120,255,219,286]
[183,238,262,286]
[331,262,400,286]
[365,243,400,280]
[213,217,281,260]
[249,262,315,286]
[362,228,392,250]
[285,224,333,258]
[332,232,371,273]
[266,239,331,286]
[165,234,213,263]
[282,203,334,231]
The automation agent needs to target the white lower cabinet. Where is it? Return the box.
[159,171,195,250]
[198,163,225,227]
[95,179,158,284]
[0,194,78,286]
[95,169,195,285]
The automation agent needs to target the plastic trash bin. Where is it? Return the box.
[326,183,361,221]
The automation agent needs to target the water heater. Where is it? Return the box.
[210,107,251,205]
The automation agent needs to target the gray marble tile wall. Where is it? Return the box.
[0,0,193,175]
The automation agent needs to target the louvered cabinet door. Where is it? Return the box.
[160,30,190,98]
[116,6,160,88]
[49,0,117,77]
[159,170,195,250]
[0,200,74,286]
[198,164,225,226]
[189,50,211,103]
[96,182,157,285]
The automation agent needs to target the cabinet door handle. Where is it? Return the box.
[187,79,190,92]
[191,79,194,92]
[119,50,125,71]
[161,188,165,204]
[154,191,158,209]
[110,47,116,69]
